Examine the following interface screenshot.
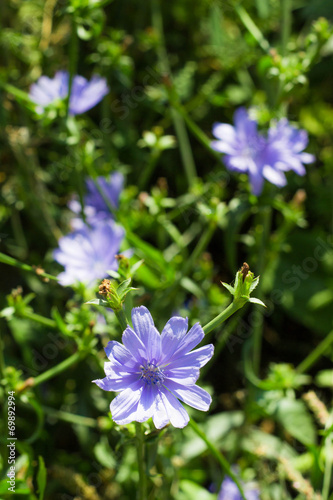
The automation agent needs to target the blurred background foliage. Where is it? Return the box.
[0,0,332,499]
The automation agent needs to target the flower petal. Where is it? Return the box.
[146,326,162,363]
[165,380,212,412]
[159,387,190,428]
[152,391,171,429]
[164,366,200,385]
[70,75,109,115]
[171,323,204,359]
[211,140,236,155]
[160,316,188,362]
[110,382,143,425]
[166,344,214,370]
[212,123,236,142]
[131,306,155,342]
[263,165,287,187]
[104,341,137,370]
[136,384,158,421]
[92,372,138,392]
[122,327,146,363]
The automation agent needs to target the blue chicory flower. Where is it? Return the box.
[53,220,124,286]
[266,118,315,176]
[211,108,314,195]
[218,476,260,500]
[69,173,124,229]
[29,70,109,115]
[93,306,214,428]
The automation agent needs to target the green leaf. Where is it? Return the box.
[85,298,108,306]
[315,369,333,387]
[221,282,235,295]
[249,276,260,292]
[180,277,204,299]
[94,436,116,468]
[107,270,121,279]
[130,259,144,275]
[248,297,266,307]
[37,455,47,500]
[275,398,316,446]
[0,306,15,318]
[177,479,217,500]
[116,278,132,297]
[241,428,297,460]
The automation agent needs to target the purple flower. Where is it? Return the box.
[69,173,124,229]
[29,71,69,111]
[93,306,214,428]
[266,118,315,176]
[211,108,314,195]
[69,75,109,115]
[53,220,124,286]
[218,476,260,500]
[29,71,109,115]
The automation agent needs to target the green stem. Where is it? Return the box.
[0,252,58,281]
[203,301,244,335]
[115,309,129,332]
[281,0,292,56]
[66,17,78,118]
[296,330,333,374]
[42,405,98,428]
[30,351,83,389]
[234,4,270,52]
[182,222,216,278]
[19,310,57,329]
[171,108,197,186]
[188,419,247,500]
[252,206,272,375]
[151,0,197,186]
[138,150,161,190]
[171,101,222,162]
[201,311,246,378]
[135,422,147,500]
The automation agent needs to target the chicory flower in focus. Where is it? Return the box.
[29,71,109,115]
[211,108,314,195]
[53,220,124,286]
[218,476,260,500]
[69,173,124,229]
[93,306,214,428]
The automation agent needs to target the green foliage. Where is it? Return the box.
[0,0,332,499]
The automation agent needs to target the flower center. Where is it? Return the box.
[140,362,164,386]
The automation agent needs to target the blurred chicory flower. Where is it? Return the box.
[211,108,314,195]
[266,118,315,176]
[218,476,260,500]
[69,173,124,229]
[53,220,124,286]
[93,306,214,428]
[29,70,109,115]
